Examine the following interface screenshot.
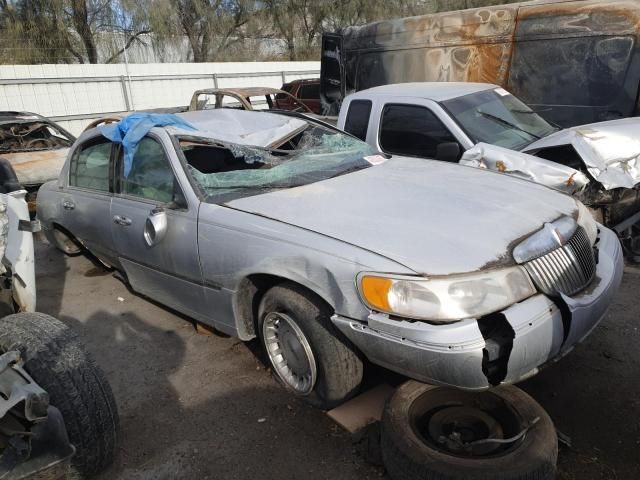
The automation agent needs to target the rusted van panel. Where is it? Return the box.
[321,0,640,126]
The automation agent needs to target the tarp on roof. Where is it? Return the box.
[99,113,196,177]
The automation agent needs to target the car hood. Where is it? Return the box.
[226,157,578,275]
[524,117,640,190]
[0,148,68,186]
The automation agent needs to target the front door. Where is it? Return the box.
[110,133,206,320]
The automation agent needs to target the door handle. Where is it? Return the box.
[113,215,132,226]
[62,200,75,210]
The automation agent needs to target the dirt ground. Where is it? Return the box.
[34,238,640,480]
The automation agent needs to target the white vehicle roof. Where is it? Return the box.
[347,82,497,102]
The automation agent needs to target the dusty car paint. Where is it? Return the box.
[36,109,623,390]
[321,0,640,126]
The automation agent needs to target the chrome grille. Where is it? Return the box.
[524,227,596,296]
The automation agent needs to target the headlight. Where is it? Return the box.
[576,200,598,245]
[358,267,536,322]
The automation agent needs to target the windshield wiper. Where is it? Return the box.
[477,110,542,140]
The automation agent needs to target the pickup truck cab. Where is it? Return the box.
[337,82,640,254]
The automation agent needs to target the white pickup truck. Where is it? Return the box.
[336,82,640,256]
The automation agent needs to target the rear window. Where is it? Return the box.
[343,100,372,141]
[69,139,111,192]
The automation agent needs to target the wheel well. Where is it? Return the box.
[51,222,79,243]
[234,274,334,341]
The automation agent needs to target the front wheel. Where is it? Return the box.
[381,381,558,480]
[258,282,363,409]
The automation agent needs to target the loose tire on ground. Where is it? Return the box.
[0,312,119,477]
[258,282,363,409]
[381,381,557,480]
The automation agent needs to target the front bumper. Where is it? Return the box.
[332,226,624,390]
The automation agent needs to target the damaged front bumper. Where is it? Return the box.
[332,226,623,390]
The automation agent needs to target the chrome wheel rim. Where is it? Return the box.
[262,312,317,395]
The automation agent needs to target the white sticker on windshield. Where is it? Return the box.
[495,88,511,97]
[364,155,388,165]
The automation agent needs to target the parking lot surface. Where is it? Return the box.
[34,239,639,480]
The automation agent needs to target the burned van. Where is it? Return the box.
[320,0,640,127]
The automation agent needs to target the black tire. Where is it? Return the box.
[381,381,557,480]
[0,312,119,477]
[45,227,82,256]
[258,282,363,409]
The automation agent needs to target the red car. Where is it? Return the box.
[276,79,321,114]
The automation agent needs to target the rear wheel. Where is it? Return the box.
[0,313,119,477]
[258,282,363,409]
[381,381,557,480]
[45,227,82,256]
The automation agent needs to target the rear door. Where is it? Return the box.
[110,132,206,320]
[63,135,118,265]
[320,33,345,115]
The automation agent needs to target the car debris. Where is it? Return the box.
[337,82,640,257]
[36,110,623,420]
[0,112,75,215]
[0,172,118,478]
[320,0,640,127]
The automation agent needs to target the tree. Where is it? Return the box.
[0,0,152,63]
[155,0,255,62]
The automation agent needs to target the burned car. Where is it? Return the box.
[188,87,313,113]
[338,82,640,257]
[37,110,622,410]
[0,112,75,214]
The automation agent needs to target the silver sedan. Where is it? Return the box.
[37,109,623,409]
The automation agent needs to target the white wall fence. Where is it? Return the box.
[0,62,320,136]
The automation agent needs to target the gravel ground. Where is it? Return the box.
[34,239,640,480]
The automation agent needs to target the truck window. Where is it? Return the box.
[344,100,372,141]
[379,104,457,158]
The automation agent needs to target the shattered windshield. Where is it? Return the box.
[442,89,557,150]
[177,125,376,202]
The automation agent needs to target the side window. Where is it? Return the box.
[300,83,320,99]
[120,137,179,204]
[379,104,458,158]
[69,140,112,192]
[344,100,372,141]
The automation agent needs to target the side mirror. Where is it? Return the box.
[144,207,168,247]
[435,142,461,163]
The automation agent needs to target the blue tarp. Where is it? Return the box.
[99,113,196,177]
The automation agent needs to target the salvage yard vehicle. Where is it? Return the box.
[0,174,118,478]
[0,112,75,215]
[188,87,313,113]
[321,0,640,127]
[277,79,322,114]
[37,108,623,408]
[338,82,640,257]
